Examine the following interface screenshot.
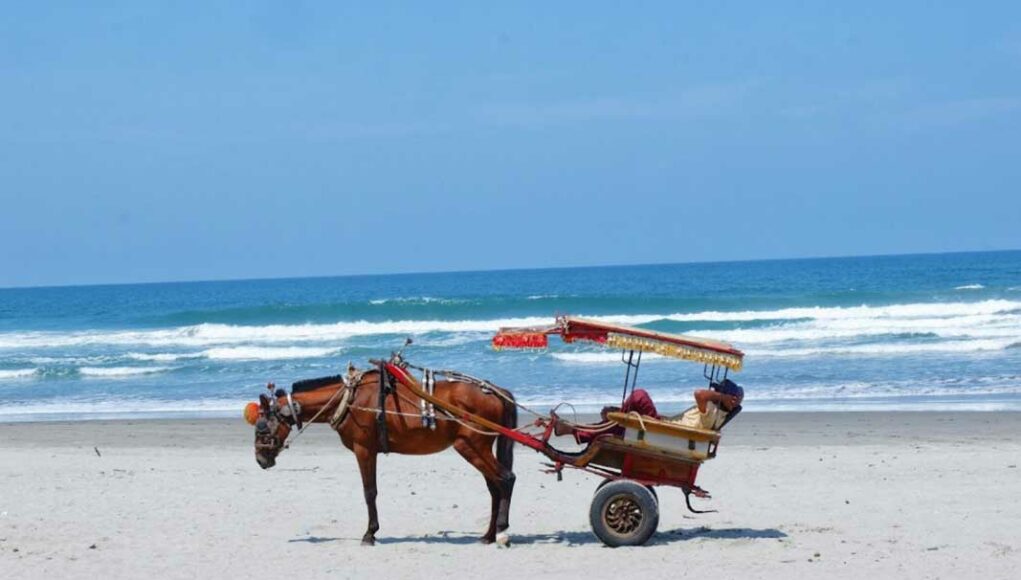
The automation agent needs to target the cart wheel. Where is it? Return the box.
[590,480,659,547]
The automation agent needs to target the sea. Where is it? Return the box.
[1,251,1019,422]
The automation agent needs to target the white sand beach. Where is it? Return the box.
[2,412,1019,579]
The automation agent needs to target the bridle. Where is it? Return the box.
[253,365,367,454]
[254,385,302,452]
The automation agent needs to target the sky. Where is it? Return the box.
[2,2,1020,287]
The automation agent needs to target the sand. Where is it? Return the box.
[1,412,1019,579]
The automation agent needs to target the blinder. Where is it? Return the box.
[254,387,300,452]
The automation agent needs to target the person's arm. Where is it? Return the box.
[693,389,739,413]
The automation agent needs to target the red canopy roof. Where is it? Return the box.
[492,316,744,371]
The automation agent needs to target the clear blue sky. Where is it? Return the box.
[2,2,1020,287]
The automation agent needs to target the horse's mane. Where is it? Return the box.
[290,369,378,393]
[291,374,345,393]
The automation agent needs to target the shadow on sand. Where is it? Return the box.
[288,527,787,547]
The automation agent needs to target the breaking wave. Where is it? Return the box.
[1,300,1018,351]
[0,368,38,380]
[78,366,173,377]
[201,346,340,360]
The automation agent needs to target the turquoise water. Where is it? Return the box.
[1,251,1020,421]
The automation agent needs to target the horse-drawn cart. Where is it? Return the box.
[248,315,744,547]
[383,316,745,546]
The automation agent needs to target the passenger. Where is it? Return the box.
[672,379,744,431]
[556,381,742,442]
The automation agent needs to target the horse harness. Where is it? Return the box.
[279,359,502,455]
[363,362,495,454]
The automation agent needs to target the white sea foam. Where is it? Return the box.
[369,296,462,305]
[701,316,1021,344]
[79,366,172,377]
[654,299,1020,322]
[749,339,1015,358]
[0,316,558,349]
[201,346,339,361]
[955,284,985,290]
[0,368,38,380]
[0,300,1019,354]
[0,398,247,420]
[125,352,196,362]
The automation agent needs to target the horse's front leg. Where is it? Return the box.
[353,443,380,546]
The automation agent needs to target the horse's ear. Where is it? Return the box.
[259,394,271,413]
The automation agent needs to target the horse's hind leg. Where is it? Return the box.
[353,443,380,546]
[453,437,502,543]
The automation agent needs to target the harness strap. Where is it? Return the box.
[420,369,430,428]
[377,362,392,454]
[329,366,364,430]
[427,371,437,430]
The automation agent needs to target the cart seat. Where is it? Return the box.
[606,411,721,460]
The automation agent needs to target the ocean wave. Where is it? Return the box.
[0,397,247,420]
[955,284,985,290]
[0,368,38,380]
[201,346,340,361]
[0,300,1019,351]
[125,352,197,362]
[701,317,1021,344]
[79,366,173,377]
[749,338,1016,357]
[655,299,1020,323]
[368,296,467,306]
[0,316,558,349]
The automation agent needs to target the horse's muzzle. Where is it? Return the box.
[256,452,276,469]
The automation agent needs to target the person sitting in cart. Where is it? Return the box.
[671,378,744,431]
[615,379,742,431]
[564,379,743,442]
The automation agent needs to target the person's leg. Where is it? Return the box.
[622,389,659,419]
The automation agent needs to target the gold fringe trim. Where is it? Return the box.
[606,333,743,371]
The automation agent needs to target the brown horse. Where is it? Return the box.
[247,366,517,546]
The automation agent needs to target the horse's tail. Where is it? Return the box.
[496,388,516,473]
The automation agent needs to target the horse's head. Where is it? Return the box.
[244,385,300,469]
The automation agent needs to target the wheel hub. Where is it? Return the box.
[604,494,643,535]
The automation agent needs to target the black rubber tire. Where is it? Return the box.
[589,479,660,547]
[595,479,659,505]
[647,485,658,503]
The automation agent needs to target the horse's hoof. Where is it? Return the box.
[480,535,495,544]
[361,536,376,546]
[496,533,511,547]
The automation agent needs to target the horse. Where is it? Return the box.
[245,365,518,546]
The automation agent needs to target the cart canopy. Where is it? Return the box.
[492,316,744,371]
